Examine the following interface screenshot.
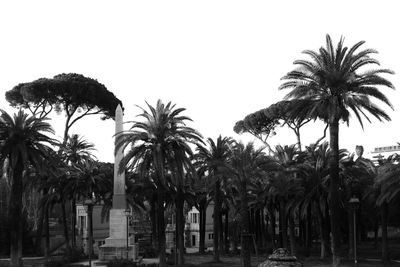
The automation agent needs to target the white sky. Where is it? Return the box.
[1,0,399,163]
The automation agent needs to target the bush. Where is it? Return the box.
[106,259,159,267]
[61,247,85,263]
[106,259,136,267]
[44,259,67,267]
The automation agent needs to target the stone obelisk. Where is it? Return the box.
[100,104,136,260]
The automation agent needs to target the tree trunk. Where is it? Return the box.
[9,159,24,267]
[328,120,341,267]
[219,211,224,253]
[35,191,45,256]
[175,191,185,265]
[224,208,229,254]
[157,188,167,267]
[316,204,329,259]
[289,214,296,255]
[280,200,288,249]
[71,198,77,248]
[44,207,50,258]
[348,209,354,259]
[269,207,277,249]
[213,180,221,262]
[260,209,266,248]
[305,204,312,256]
[87,204,93,257]
[373,219,378,249]
[199,200,206,254]
[381,202,389,262]
[60,199,71,251]
[240,181,251,267]
[150,194,158,251]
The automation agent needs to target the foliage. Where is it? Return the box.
[5,73,123,144]
[280,35,394,126]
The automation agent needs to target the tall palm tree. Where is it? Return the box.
[280,34,394,266]
[195,135,232,262]
[116,100,202,267]
[0,109,55,267]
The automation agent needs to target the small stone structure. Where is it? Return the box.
[258,248,302,267]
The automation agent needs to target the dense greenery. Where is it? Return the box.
[0,35,399,267]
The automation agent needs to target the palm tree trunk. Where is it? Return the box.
[269,207,276,249]
[289,214,296,255]
[373,219,378,249]
[157,188,167,267]
[328,120,341,267]
[213,180,221,262]
[224,208,229,254]
[240,181,251,267]
[348,209,354,259]
[199,200,206,254]
[60,198,71,251]
[219,211,224,253]
[260,209,266,248]
[9,159,24,267]
[280,200,288,249]
[35,191,45,256]
[381,202,389,262]
[150,193,158,251]
[316,204,329,259]
[87,204,93,258]
[305,205,312,256]
[71,198,77,248]
[44,207,50,258]
[175,191,185,265]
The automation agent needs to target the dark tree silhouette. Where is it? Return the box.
[5,73,122,144]
[280,34,394,267]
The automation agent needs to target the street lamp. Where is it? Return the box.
[349,196,360,266]
[83,199,94,267]
[124,208,132,260]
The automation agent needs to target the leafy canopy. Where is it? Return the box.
[5,73,122,121]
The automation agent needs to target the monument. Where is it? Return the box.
[99,104,138,261]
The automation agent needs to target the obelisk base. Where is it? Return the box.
[99,209,139,261]
[99,243,139,261]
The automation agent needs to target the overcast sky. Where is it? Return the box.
[1,0,399,163]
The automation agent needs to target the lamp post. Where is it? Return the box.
[349,196,360,266]
[124,208,132,260]
[83,199,94,267]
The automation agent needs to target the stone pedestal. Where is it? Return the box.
[99,243,139,261]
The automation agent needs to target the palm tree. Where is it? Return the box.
[269,145,304,254]
[0,109,55,267]
[280,34,394,267]
[302,142,332,258]
[372,155,400,262]
[224,142,270,267]
[116,100,202,267]
[61,134,96,165]
[61,134,96,247]
[195,135,232,262]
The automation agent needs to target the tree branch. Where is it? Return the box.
[68,108,103,129]
[313,124,329,147]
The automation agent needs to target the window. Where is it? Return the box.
[208,233,214,240]
[190,213,199,224]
